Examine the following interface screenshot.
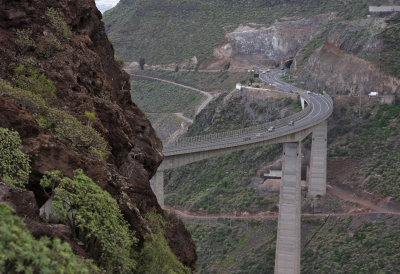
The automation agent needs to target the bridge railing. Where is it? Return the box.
[165,99,313,149]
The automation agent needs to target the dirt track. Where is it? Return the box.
[165,183,400,220]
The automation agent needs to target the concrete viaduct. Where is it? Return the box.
[153,71,333,274]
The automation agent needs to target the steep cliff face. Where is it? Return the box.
[292,14,400,95]
[293,42,400,95]
[222,14,335,68]
[0,0,196,269]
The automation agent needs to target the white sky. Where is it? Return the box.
[95,0,120,6]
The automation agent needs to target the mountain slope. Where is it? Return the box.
[0,0,196,270]
[103,0,385,66]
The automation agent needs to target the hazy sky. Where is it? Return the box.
[95,0,119,6]
[95,0,119,13]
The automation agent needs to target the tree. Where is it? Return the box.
[84,111,96,126]
[175,65,179,72]
[139,57,145,70]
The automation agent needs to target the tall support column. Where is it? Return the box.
[275,142,301,274]
[300,97,305,110]
[309,120,327,196]
[154,171,164,208]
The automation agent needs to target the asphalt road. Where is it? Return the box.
[163,70,333,154]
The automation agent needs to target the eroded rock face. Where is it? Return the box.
[292,17,400,95]
[293,42,400,95]
[0,0,196,268]
[219,14,335,68]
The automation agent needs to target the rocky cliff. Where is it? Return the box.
[219,14,335,69]
[0,0,196,269]
[292,14,400,95]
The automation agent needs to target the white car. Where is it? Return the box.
[268,126,275,132]
[306,91,311,94]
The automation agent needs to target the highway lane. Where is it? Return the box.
[163,70,332,154]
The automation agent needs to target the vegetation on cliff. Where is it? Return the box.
[328,101,400,200]
[0,204,98,273]
[0,0,196,271]
[0,128,30,187]
[41,169,137,273]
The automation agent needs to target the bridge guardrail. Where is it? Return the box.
[165,95,313,150]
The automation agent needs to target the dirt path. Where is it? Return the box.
[165,206,400,220]
[327,184,390,212]
[174,112,194,124]
[165,182,400,220]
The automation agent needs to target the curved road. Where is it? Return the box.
[163,70,333,155]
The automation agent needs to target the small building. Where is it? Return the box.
[236,83,243,91]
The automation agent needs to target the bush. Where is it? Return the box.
[36,33,61,58]
[114,55,125,68]
[46,8,70,39]
[13,65,56,98]
[1,79,108,158]
[0,127,30,187]
[15,29,36,53]
[0,204,97,273]
[137,210,191,273]
[50,169,137,273]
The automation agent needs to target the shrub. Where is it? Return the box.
[137,210,191,273]
[0,204,97,273]
[13,65,56,98]
[36,33,61,58]
[114,55,125,68]
[0,127,30,187]
[85,111,96,125]
[46,8,70,39]
[50,169,137,273]
[15,29,36,53]
[49,109,108,154]
[1,79,109,158]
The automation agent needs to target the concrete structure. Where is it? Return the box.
[154,171,164,208]
[151,70,333,274]
[275,142,301,274]
[309,120,328,196]
[369,5,400,12]
[300,97,306,110]
[264,169,282,179]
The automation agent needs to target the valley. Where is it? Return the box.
[0,0,399,273]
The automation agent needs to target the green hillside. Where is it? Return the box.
[186,214,400,273]
[131,79,205,119]
[103,0,384,65]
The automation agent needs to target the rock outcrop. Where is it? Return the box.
[0,0,196,268]
[292,15,400,95]
[212,14,335,70]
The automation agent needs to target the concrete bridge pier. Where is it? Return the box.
[275,142,301,274]
[309,120,327,196]
[154,171,164,208]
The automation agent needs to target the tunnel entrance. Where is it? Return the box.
[284,59,293,69]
